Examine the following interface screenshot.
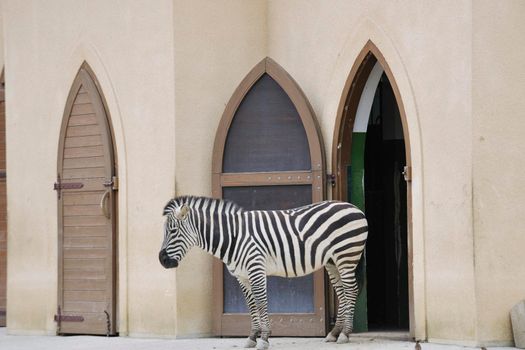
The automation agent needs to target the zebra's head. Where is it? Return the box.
[159,198,197,269]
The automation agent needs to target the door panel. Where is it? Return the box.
[0,88,6,326]
[223,74,311,173]
[223,185,314,314]
[57,67,116,335]
[212,58,326,336]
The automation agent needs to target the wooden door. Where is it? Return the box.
[212,58,326,337]
[56,65,117,335]
[0,72,6,326]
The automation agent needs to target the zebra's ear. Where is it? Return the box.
[163,199,177,216]
[175,204,190,221]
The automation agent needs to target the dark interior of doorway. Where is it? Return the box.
[364,73,409,330]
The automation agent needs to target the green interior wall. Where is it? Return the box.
[348,132,368,332]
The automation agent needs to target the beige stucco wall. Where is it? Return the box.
[472,0,525,346]
[0,1,4,72]
[267,0,476,344]
[3,0,266,339]
[2,0,524,346]
[4,0,177,337]
[172,0,266,337]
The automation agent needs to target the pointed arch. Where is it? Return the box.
[56,62,118,335]
[212,57,325,189]
[58,62,118,172]
[65,44,129,334]
[332,40,417,337]
[332,40,412,200]
[211,57,326,336]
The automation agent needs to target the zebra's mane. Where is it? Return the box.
[163,195,244,216]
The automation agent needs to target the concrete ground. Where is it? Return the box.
[0,329,518,350]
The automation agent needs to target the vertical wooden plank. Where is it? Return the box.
[0,78,7,327]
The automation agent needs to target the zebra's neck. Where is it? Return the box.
[190,197,243,264]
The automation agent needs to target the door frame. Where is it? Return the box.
[56,62,118,335]
[211,57,327,336]
[0,68,6,327]
[331,41,415,337]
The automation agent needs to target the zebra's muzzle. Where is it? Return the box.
[159,249,179,269]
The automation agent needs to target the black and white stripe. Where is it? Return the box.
[159,196,368,349]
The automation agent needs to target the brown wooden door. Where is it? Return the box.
[56,65,117,335]
[0,73,6,327]
[212,58,326,336]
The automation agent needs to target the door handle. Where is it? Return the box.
[100,190,110,219]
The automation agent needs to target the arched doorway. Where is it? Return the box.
[55,63,118,335]
[212,57,326,336]
[332,41,413,335]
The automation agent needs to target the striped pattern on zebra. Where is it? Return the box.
[159,196,368,349]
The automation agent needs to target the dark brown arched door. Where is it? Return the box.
[212,57,326,336]
[55,64,117,335]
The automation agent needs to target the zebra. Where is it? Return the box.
[159,196,368,350]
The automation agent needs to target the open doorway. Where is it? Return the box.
[364,73,408,331]
[332,42,412,336]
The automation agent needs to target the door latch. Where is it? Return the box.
[326,173,336,187]
[103,176,118,190]
[402,166,412,182]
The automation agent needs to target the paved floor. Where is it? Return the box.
[0,329,518,350]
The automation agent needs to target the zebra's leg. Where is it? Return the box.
[336,263,359,344]
[248,270,270,350]
[324,262,346,342]
[237,277,261,348]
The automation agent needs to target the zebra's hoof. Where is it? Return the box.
[256,339,270,350]
[324,332,337,342]
[244,337,257,348]
[336,333,349,344]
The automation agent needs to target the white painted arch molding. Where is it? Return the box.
[353,62,384,133]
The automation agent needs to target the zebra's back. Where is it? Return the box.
[245,201,368,278]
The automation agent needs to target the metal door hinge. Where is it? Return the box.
[104,310,111,336]
[54,175,84,199]
[54,314,85,322]
[326,173,336,187]
[402,166,412,182]
[54,306,84,333]
[103,176,118,191]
